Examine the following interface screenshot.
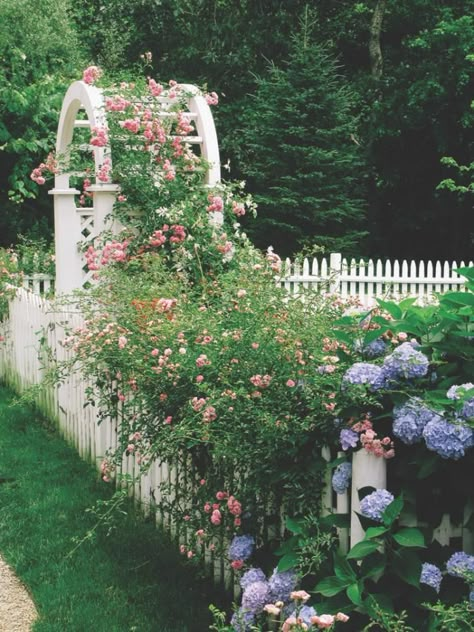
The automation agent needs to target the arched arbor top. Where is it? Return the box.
[51,78,221,293]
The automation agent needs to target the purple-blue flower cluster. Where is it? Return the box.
[382,342,429,381]
[286,605,317,626]
[340,428,359,451]
[446,551,474,579]
[393,399,442,445]
[423,417,474,460]
[228,535,255,561]
[231,608,255,632]
[240,567,267,590]
[359,489,394,522]
[268,568,298,603]
[447,383,474,420]
[342,362,385,390]
[241,580,271,614]
[420,563,443,593]
[355,337,388,359]
[332,462,352,495]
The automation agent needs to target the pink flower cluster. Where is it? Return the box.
[97,157,111,182]
[203,491,242,529]
[90,126,109,147]
[120,118,141,134]
[205,91,219,105]
[85,238,129,270]
[83,65,102,85]
[176,111,194,135]
[149,229,167,247]
[163,158,176,180]
[250,374,272,389]
[105,95,131,112]
[148,78,163,96]
[232,201,246,216]
[351,417,395,459]
[30,153,58,185]
[206,195,224,213]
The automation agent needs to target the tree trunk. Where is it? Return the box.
[369,0,387,80]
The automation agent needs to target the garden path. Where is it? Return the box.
[0,555,37,631]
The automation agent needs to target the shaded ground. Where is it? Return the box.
[0,384,218,632]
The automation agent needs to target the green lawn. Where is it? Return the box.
[0,384,215,632]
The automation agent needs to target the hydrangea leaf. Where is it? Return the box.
[392,527,425,548]
[392,549,422,588]
[360,552,386,579]
[346,540,379,560]
[333,552,357,583]
[364,526,389,539]
[315,575,352,597]
[346,581,364,605]
[382,494,404,527]
[277,552,299,572]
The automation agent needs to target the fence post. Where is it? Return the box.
[350,449,387,547]
[329,252,342,294]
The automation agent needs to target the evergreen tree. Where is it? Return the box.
[239,13,368,257]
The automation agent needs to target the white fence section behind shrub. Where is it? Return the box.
[280,253,474,306]
[0,288,472,587]
[22,274,54,296]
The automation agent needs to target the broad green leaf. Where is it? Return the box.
[320,513,350,529]
[315,575,352,597]
[393,527,425,548]
[382,494,404,527]
[333,552,356,583]
[376,299,402,319]
[392,549,422,588]
[365,526,389,539]
[285,517,304,534]
[442,292,474,307]
[346,581,364,605]
[277,552,299,572]
[360,552,386,579]
[346,540,379,560]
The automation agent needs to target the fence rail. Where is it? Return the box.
[23,254,473,307]
[279,253,473,305]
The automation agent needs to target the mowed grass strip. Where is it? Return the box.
[0,384,213,632]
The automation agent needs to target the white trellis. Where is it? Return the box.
[50,80,221,293]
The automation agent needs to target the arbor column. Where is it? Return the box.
[49,188,83,293]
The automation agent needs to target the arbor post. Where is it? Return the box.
[49,187,83,293]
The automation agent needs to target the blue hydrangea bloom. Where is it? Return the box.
[240,567,267,590]
[393,399,442,445]
[268,568,298,603]
[354,337,388,359]
[342,362,385,390]
[423,418,474,459]
[241,580,271,614]
[382,342,429,381]
[446,552,474,579]
[420,563,443,593]
[332,462,352,495]
[447,383,474,420]
[359,489,394,522]
[340,428,359,451]
[286,605,317,627]
[228,535,255,561]
[231,608,255,632]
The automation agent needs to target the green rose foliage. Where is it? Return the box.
[42,71,357,559]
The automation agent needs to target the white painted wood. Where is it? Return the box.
[350,450,387,546]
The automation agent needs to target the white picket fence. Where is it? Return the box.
[279,253,473,305]
[0,287,472,593]
[26,254,473,307]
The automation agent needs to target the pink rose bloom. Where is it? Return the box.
[204,503,211,513]
[151,348,159,356]
[336,612,350,623]
[231,560,244,570]
[196,375,204,383]
[310,614,335,629]
[286,379,296,387]
[210,509,222,525]
[290,590,310,602]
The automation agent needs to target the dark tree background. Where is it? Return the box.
[1,0,472,260]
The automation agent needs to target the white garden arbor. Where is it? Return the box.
[50,80,221,293]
